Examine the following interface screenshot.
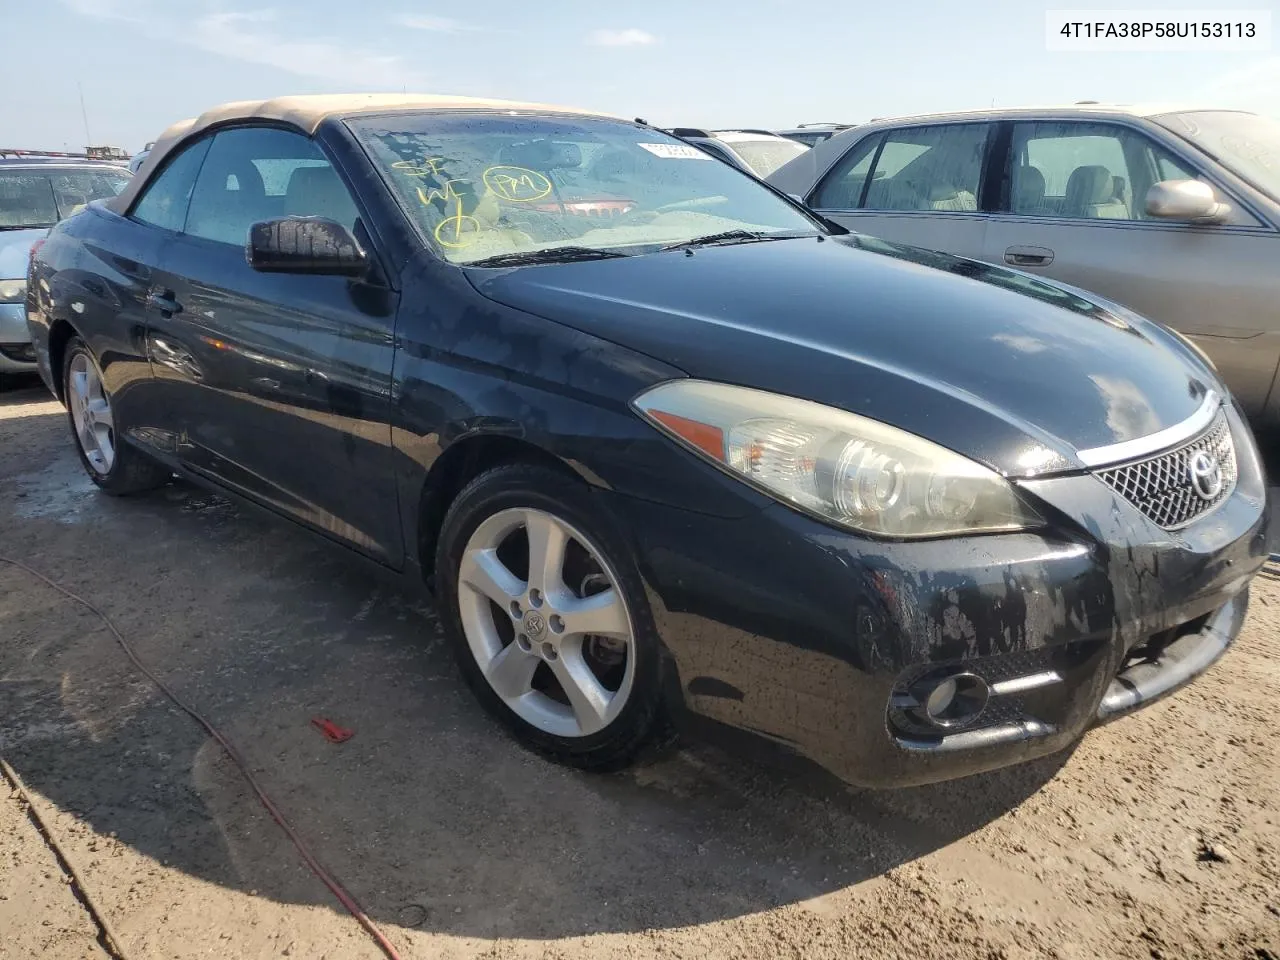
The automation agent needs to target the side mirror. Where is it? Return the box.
[1144,179,1230,224]
[246,217,368,277]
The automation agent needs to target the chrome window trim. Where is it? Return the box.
[1076,390,1221,467]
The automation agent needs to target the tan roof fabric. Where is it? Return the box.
[109,93,615,213]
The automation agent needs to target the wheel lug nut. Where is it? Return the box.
[549,615,564,634]
[541,642,558,661]
[516,633,531,652]
[510,601,522,619]
[529,589,543,608]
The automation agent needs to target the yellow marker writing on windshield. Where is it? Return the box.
[394,158,447,178]
[434,194,481,248]
[416,181,472,206]
[482,166,553,202]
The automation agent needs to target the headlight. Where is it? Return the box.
[0,279,25,304]
[633,380,1041,538]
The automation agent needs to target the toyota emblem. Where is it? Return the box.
[523,611,547,639]
[1188,451,1223,501]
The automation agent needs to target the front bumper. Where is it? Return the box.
[0,302,37,373]
[607,403,1269,788]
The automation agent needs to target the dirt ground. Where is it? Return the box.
[1,379,1278,960]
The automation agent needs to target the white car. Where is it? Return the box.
[667,128,809,179]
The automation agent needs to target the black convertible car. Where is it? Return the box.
[26,94,1269,788]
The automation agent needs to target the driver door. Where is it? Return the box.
[147,125,404,564]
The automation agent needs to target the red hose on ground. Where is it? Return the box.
[0,555,405,960]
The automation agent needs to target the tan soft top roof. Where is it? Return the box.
[111,93,619,212]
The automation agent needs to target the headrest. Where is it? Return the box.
[1017,166,1046,196]
[286,165,343,199]
[284,165,357,225]
[1066,165,1115,204]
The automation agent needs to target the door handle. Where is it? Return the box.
[1004,245,1054,267]
[147,289,183,317]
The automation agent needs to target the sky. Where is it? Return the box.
[1,0,1277,153]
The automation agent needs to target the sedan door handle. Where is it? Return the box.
[147,289,183,317]
[1004,245,1054,267]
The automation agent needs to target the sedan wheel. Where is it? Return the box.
[68,351,115,474]
[458,507,636,738]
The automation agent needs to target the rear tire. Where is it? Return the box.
[436,462,673,772]
[63,336,170,496]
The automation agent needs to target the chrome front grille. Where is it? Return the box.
[1095,409,1236,529]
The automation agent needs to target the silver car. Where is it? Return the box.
[768,106,1280,423]
[0,159,132,383]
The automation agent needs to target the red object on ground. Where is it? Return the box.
[0,555,401,960]
[310,717,354,743]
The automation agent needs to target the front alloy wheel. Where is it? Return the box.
[458,507,636,738]
[437,463,672,771]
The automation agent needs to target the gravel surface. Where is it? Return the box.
[1,381,1278,960]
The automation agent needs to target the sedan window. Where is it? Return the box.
[862,124,989,213]
[0,169,129,229]
[812,124,989,212]
[183,127,359,246]
[811,134,881,208]
[1008,121,1210,222]
[348,114,821,265]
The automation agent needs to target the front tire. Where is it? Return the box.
[63,336,170,495]
[436,463,673,771]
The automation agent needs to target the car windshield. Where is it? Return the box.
[725,138,810,178]
[0,168,130,229]
[348,113,821,265]
[1157,110,1280,202]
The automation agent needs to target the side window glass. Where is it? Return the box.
[812,134,880,208]
[131,138,212,232]
[1011,122,1135,220]
[1154,150,1196,182]
[184,127,359,247]
[861,124,988,213]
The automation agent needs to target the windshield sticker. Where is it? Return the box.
[482,166,553,202]
[637,142,713,160]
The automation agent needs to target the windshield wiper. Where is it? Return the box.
[0,223,52,232]
[659,229,816,252]
[465,246,631,268]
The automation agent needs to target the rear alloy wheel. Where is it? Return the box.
[63,337,170,495]
[437,464,672,770]
[67,349,116,475]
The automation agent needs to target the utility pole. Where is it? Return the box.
[77,80,92,149]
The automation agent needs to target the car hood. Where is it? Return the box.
[466,234,1218,477]
[0,227,50,280]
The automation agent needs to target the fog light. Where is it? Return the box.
[926,678,958,716]
[919,672,989,729]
